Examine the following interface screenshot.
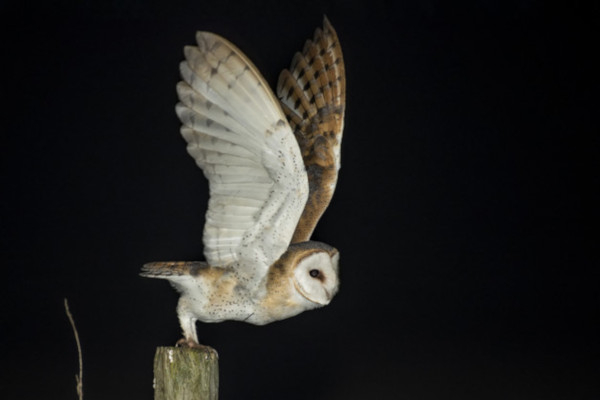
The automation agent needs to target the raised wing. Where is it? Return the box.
[176,32,309,283]
[277,17,346,243]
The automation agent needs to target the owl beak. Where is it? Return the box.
[311,291,331,306]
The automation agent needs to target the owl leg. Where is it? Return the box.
[174,299,204,348]
[175,300,212,349]
[176,318,214,351]
[177,313,198,345]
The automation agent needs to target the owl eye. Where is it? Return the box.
[309,269,320,278]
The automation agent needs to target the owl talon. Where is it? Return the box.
[176,337,208,350]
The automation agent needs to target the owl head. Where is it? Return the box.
[266,241,339,307]
[292,247,340,306]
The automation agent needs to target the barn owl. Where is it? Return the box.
[141,17,345,346]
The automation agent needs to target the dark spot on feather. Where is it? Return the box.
[298,67,306,79]
[318,107,332,118]
[206,118,214,127]
[294,98,301,109]
[276,119,286,127]
[210,67,218,76]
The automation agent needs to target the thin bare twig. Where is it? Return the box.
[64,298,83,400]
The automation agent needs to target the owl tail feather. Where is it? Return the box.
[140,261,209,278]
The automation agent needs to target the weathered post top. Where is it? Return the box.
[153,346,219,400]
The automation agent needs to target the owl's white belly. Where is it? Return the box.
[174,269,318,326]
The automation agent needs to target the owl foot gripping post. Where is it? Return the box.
[142,17,346,346]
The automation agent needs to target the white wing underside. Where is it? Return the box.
[176,32,309,285]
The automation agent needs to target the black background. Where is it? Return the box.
[2,1,598,399]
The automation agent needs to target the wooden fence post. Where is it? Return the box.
[153,346,219,400]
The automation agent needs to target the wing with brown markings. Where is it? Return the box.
[277,17,346,243]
